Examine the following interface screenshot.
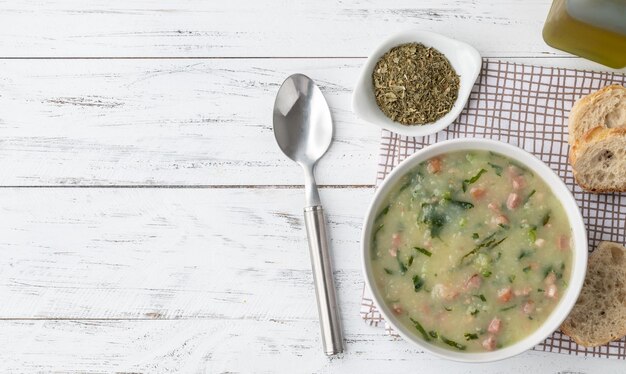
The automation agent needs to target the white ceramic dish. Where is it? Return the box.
[361,138,588,362]
[352,30,482,137]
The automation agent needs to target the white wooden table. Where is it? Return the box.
[1,1,625,372]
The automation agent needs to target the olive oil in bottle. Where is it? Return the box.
[543,0,626,69]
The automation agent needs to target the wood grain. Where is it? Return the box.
[0,319,617,373]
[0,0,563,57]
[0,187,370,319]
[0,0,572,58]
[0,58,620,187]
[2,1,625,371]
[0,58,380,186]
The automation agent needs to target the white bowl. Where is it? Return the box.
[361,138,588,362]
[352,30,482,137]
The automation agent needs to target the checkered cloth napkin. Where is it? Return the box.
[360,60,626,359]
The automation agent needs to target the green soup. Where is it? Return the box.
[370,150,572,352]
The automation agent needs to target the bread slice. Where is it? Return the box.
[569,84,626,144]
[561,241,626,347]
[570,126,626,192]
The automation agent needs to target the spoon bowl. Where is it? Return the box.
[273,73,333,168]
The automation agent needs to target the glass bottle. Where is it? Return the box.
[543,0,626,69]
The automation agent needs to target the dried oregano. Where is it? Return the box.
[372,43,460,125]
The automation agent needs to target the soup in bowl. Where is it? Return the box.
[362,138,587,362]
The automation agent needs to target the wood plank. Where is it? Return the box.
[0,318,622,373]
[1,57,621,187]
[0,187,372,318]
[0,0,580,58]
[0,58,380,186]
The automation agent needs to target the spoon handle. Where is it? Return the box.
[303,205,344,356]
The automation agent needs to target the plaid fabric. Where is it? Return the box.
[360,60,626,359]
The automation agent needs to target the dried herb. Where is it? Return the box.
[462,169,487,192]
[475,294,487,302]
[371,223,384,259]
[409,317,431,341]
[518,249,533,260]
[412,274,424,292]
[440,335,467,350]
[488,162,503,176]
[372,43,460,125]
[414,246,432,257]
[445,198,474,209]
[397,251,408,275]
[500,304,518,312]
[524,189,536,204]
[508,275,516,283]
[461,233,506,263]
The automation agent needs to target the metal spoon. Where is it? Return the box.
[273,74,344,356]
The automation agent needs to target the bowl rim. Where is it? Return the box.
[361,138,588,362]
[352,29,482,137]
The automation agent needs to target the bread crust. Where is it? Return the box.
[573,176,623,193]
[568,85,626,192]
[568,84,626,144]
[561,242,626,346]
[570,127,626,192]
